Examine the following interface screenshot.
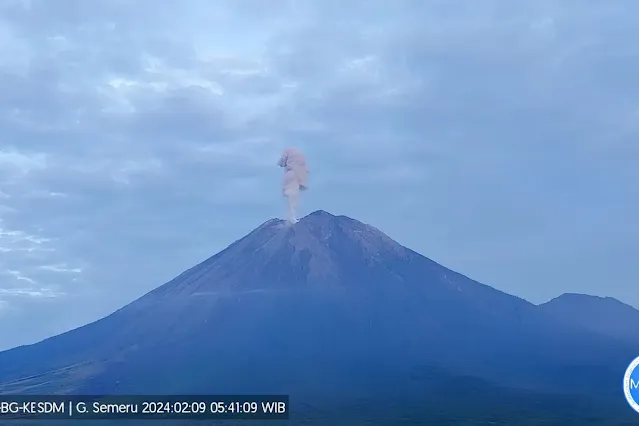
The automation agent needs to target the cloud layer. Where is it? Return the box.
[0,0,637,349]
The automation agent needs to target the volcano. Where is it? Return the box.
[0,211,637,419]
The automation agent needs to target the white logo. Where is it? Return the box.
[624,356,639,413]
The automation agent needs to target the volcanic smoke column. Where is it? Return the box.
[278,147,308,223]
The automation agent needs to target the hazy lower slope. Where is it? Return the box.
[1,375,636,426]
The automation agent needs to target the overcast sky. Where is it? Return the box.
[0,0,637,351]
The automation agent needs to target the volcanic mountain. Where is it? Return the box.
[0,211,636,406]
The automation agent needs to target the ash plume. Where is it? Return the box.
[278,147,308,224]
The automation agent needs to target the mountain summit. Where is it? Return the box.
[149,210,411,297]
[538,293,639,344]
[0,211,636,401]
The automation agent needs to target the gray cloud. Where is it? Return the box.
[0,0,637,350]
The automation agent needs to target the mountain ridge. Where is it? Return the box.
[541,292,637,310]
[538,292,639,345]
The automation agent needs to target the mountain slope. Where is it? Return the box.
[0,211,636,403]
[538,293,639,344]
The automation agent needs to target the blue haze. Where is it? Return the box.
[0,0,637,351]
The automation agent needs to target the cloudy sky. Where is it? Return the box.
[0,0,637,350]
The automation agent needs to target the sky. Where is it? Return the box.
[0,0,637,351]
